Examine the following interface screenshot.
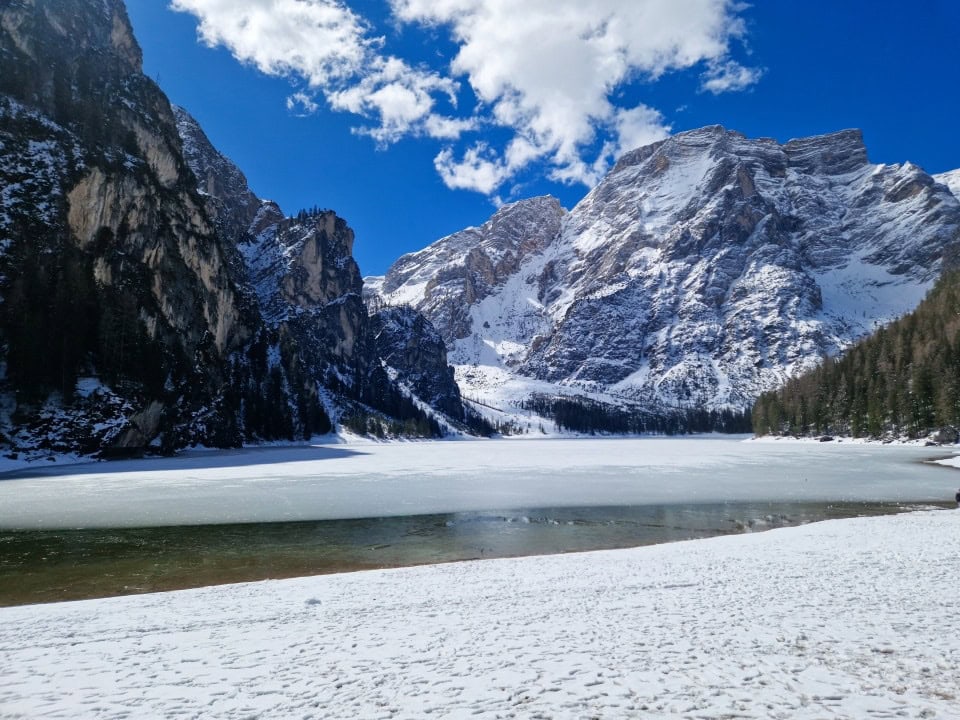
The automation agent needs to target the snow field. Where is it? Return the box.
[0,438,953,529]
[0,509,957,719]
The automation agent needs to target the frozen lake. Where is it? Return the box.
[0,437,956,529]
[1,437,957,605]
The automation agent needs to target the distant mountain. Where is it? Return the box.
[0,0,469,459]
[369,126,960,420]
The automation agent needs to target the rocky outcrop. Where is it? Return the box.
[246,209,378,379]
[370,196,565,344]
[371,126,960,413]
[173,106,265,250]
[371,306,463,420]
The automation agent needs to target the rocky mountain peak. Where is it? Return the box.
[381,195,565,292]
[783,128,867,175]
[277,211,361,308]
[171,102,473,436]
[173,106,263,247]
[371,125,960,416]
[370,195,566,345]
[2,0,143,106]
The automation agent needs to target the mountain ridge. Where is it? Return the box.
[172,105,471,433]
[369,125,960,420]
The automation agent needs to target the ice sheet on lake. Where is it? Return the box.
[0,438,955,529]
[0,510,957,718]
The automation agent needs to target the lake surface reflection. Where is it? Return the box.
[1,500,946,606]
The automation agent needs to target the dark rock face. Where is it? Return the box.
[0,0,462,457]
[173,106,266,251]
[0,0,252,454]
[371,306,463,420]
[250,208,385,400]
[371,126,960,412]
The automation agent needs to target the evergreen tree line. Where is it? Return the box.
[316,363,445,440]
[226,332,332,443]
[340,408,440,439]
[521,395,752,436]
[752,270,960,439]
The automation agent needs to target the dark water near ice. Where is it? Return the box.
[0,500,947,607]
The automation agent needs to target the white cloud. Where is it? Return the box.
[171,0,760,196]
[613,105,671,159]
[434,144,510,195]
[701,60,764,94]
[423,115,478,140]
[171,0,369,85]
[327,57,461,143]
[392,0,758,192]
[171,0,468,142]
[286,92,319,116]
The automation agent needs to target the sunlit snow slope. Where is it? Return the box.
[935,168,960,201]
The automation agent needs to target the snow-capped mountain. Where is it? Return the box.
[370,126,960,412]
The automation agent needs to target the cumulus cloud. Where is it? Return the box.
[392,0,757,191]
[286,92,319,116]
[171,0,368,85]
[701,60,764,94]
[171,0,467,142]
[434,144,510,195]
[171,0,760,196]
[613,105,671,159]
[327,57,461,143]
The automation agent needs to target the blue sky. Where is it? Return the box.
[126,1,960,276]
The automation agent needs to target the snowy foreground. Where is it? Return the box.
[2,510,958,719]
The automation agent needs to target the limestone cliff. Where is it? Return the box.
[0,0,265,455]
[173,107,462,438]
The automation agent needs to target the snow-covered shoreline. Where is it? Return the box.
[1,509,957,718]
[2,428,955,479]
[750,433,959,447]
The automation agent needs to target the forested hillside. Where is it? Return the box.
[752,270,960,440]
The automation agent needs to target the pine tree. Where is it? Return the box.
[753,270,960,439]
